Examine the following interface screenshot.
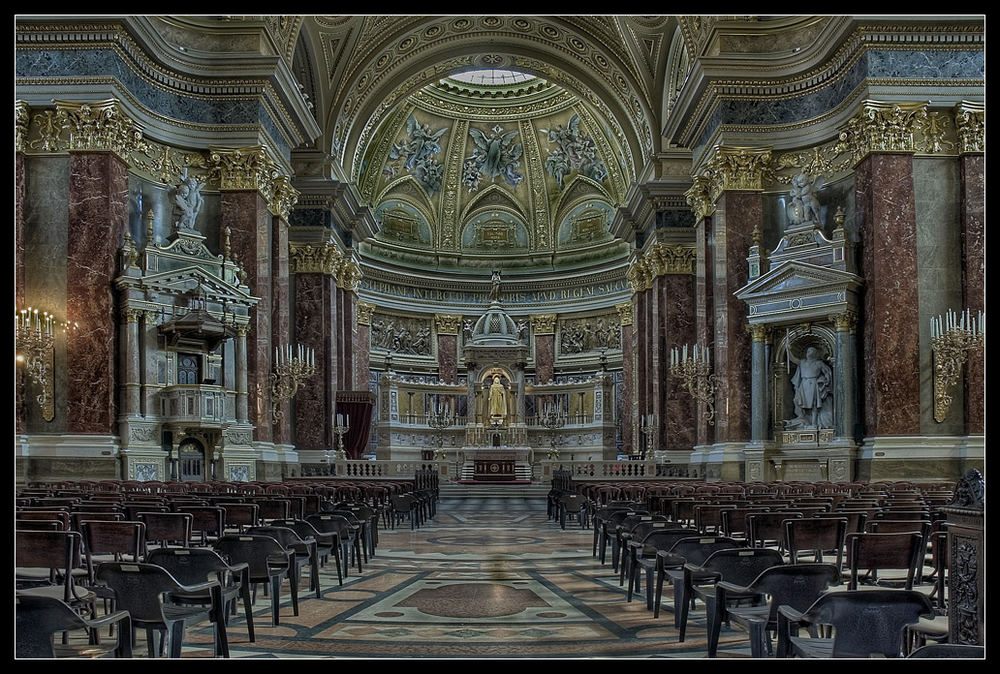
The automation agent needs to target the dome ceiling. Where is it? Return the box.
[357,70,631,273]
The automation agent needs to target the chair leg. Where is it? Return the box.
[270,576,281,626]
[168,621,185,658]
[706,596,721,656]
[241,584,256,642]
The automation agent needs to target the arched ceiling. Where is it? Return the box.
[290,15,678,274]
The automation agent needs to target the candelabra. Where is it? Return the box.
[930,308,985,423]
[669,343,716,425]
[427,409,454,460]
[15,306,75,422]
[640,413,657,458]
[333,413,350,460]
[540,405,566,459]
[270,343,316,425]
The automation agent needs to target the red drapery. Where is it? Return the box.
[335,391,376,459]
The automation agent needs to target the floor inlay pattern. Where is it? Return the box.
[170,496,758,659]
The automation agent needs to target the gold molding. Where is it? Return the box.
[208,145,281,193]
[749,323,771,342]
[338,258,363,292]
[55,99,146,161]
[433,313,462,335]
[615,302,634,327]
[357,301,376,326]
[15,101,29,153]
[289,241,343,276]
[530,313,558,335]
[627,243,697,291]
[705,146,774,198]
[684,173,715,220]
[954,101,985,155]
[840,100,927,164]
[829,310,858,334]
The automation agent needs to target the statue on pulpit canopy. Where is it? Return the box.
[171,169,206,234]
[785,346,834,430]
[786,172,823,227]
[488,375,507,424]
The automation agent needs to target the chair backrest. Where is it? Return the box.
[138,511,193,548]
[783,517,847,566]
[175,505,226,543]
[213,534,290,581]
[94,561,193,623]
[15,530,86,602]
[218,502,260,530]
[694,504,737,533]
[697,547,785,588]
[80,520,146,561]
[797,589,933,657]
[559,494,587,511]
[907,644,985,659]
[846,531,924,590]
[15,510,71,530]
[813,510,867,533]
[747,512,803,547]
[255,498,291,522]
[737,562,841,624]
[146,547,234,586]
[627,518,672,543]
[16,593,128,658]
[668,536,743,566]
[720,507,770,538]
[306,513,354,538]
[246,525,305,549]
[269,519,330,546]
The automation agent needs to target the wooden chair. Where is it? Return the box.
[845,531,924,590]
[783,517,847,570]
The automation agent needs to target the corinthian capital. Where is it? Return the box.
[841,100,928,163]
[289,241,343,276]
[55,99,145,161]
[705,146,774,196]
[954,101,985,155]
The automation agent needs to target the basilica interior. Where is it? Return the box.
[14,15,985,659]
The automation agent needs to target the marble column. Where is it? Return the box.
[660,263,697,452]
[234,325,249,424]
[66,150,129,434]
[694,216,715,447]
[270,216,291,446]
[615,302,635,454]
[749,324,770,444]
[356,302,374,392]
[649,274,666,449]
[221,190,273,443]
[340,287,356,391]
[712,192,757,444]
[959,152,984,434]
[855,154,921,436]
[434,314,461,384]
[831,311,858,441]
[632,290,648,437]
[119,307,142,419]
[531,314,557,386]
[15,147,26,434]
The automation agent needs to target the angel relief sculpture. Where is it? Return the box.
[463,125,524,191]
[386,114,447,194]
[171,169,205,234]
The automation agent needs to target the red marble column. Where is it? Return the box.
[633,290,648,441]
[534,333,555,385]
[619,312,634,454]
[662,273,697,451]
[855,154,921,437]
[355,322,371,392]
[15,152,26,434]
[222,191,273,443]
[650,275,666,450]
[294,272,337,449]
[960,154,985,434]
[437,334,458,384]
[694,216,716,447]
[271,217,291,445]
[65,152,129,434]
[340,289,356,391]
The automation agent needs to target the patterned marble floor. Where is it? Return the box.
[171,497,757,659]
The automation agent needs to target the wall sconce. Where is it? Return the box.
[669,343,717,425]
[15,306,76,422]
[270,343,316,425]
[930,308,985,423]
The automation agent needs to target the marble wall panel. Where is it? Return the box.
[650,275,667,449]
[856,154,921,437]
[695,217,715,446]
[356,323,371,392]
[222,191,273,442]
[65,152,128,434]
[438,334,458,384]
[661,273,697,451]
[294,273,335,449]
[534,334,555,385]
[271,218,291,445]
[633,291,647,431]
[961,154,985,433]
[714,193,757,444]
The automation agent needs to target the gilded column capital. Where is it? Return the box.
[748,323,771,343]
[705,146,774,197]
[270,174,300,222]
[357,302,376,326]
[530,313,558,335]
[829,310,858,334]
[121,307,144,324]
[954,101,985,155]
[434,314,462,335]
[235,323,251,338]
[55,99,146,161]
[841,100,927,164]
[684,173,715,220]
[615,302,634,327]
[650,243,696,275]
[208,145,288,205]
[625,258,648,293]
[289,241,344,276]
[15,101,29,153]
[338,258,363,292]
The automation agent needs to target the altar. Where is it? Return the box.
[459,447,533,483]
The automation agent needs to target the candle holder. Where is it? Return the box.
[428,410,454,460]
[270,343,316,426]
[669,343,717,425]
[640,414,657,458]
[930,308,985,423]
[15,306,75,422]
[540,406,567,459]
[333,413,350,460]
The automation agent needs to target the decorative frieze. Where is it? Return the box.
[559,314,622,354]
[370,313,432,355]
[434,314,462,335]
[55,99,146,161]
[289,241,343,276]
[954,101,985,154]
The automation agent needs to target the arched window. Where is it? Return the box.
[177,354,199,385]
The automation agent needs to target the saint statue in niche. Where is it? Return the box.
[786,172,823,227]
[785,345,834,430]
[489,268,502,303]
[488,375,507,424]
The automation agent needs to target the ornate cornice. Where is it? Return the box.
[615,301,634,327]
[954,101,985,154]
[55,99,146,161]
[357,301,376,325]
[627,242,697,291]
[530,313,558,334]
[433,313,463,335]
[289,241,344,276]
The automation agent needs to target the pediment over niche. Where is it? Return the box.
[735,260,863,324]
[131,266,259,308]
